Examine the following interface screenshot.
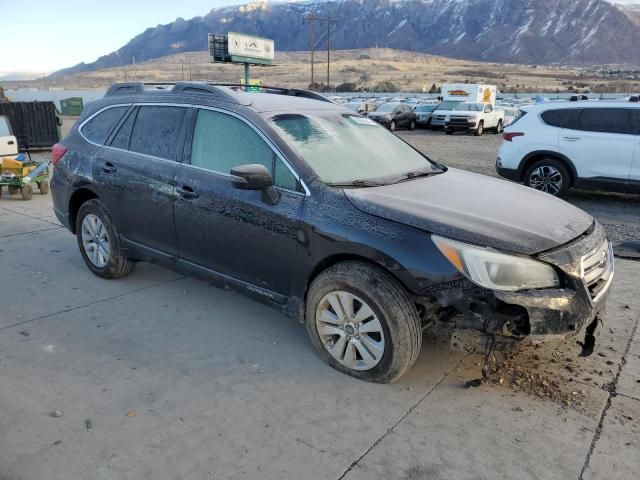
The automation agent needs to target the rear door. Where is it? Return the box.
[174,108,305,295]
[629,109,640,188]
[559,107,634,182]
[95,104,188,257]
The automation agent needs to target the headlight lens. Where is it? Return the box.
[432,235,560,292]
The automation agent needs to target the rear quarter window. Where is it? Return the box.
[540,108,580,129]
[81,106,129,145]
[577,108,634,135]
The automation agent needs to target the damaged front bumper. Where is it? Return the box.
[431,222,614,347]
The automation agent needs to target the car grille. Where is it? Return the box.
[447,116,471,126]
[433,115,446,121]
[581,240,614,303]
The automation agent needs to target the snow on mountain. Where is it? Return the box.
[51,0,640,78]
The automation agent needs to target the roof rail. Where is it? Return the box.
[209,83,333,103]
[103,81,333,105]
[104,83,145,96]
[103,81,245,104]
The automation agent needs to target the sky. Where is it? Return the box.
[2,0,640,76]
[0,0,236,76]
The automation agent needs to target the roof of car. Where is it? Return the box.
[101,82,343,114]
[522,100,640,112]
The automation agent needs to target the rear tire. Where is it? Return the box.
[524,158,571,197]
[495,120,503,134]
[445,129,453,135]
[21,185,33,200]
[76,199,135,279]
[305,261,422,383]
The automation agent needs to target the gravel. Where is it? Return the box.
[398,129,640,244]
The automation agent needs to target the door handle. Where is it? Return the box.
[101,162,117,173]
[562,136,581,141]
[7,140,14,145]
[176,185,199,199]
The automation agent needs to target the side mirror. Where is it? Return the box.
[230,164,273,190]
[230,164,280,205]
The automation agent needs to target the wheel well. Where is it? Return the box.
[519,153,575,185]
[68,188,98,234]
[304,254,410,303]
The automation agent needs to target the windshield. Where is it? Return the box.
[415,105,436,112]
[435,101,460,111]
[375,103,398,113]
[453,103,484,112]
[269,112,438,185]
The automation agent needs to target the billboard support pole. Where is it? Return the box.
[244,63,250,92]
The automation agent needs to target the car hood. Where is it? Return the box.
[344,168,593,255]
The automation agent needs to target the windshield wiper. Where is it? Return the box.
[327,179,388,188]
[386,164,448,185]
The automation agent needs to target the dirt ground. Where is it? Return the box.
[1,118,639,479]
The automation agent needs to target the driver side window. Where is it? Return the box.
[191,109,299,191]
[485,105,493,113]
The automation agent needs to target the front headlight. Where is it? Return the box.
[432,235,560,292]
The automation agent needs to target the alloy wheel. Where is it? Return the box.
[529,165,563,195]
[81,214,110,268]
[315,291,385,371]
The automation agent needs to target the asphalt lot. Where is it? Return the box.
[1,124,639,479]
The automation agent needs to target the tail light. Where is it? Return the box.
[51,143,67,166]
[503,132,524,142]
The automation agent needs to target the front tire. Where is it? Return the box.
[76,199,135,279]
[305,261,422,383]
[389,120,397,132]
[474,121,484,136]
[409,120,416,130]
[524,158,571,197]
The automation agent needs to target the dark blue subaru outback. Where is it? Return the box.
[50,82,613,383]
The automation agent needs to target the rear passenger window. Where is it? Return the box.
[540,109,580,129]
[81,106,128,145]
[577,108,633,134]
[129,106,186,160]
[191,109,300,191]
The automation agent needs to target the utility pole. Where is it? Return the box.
[305,14,336,90]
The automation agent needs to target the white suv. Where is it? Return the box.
[496,101,640,196]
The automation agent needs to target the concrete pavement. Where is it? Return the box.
[1,194,639,480]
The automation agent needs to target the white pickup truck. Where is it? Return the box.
[444,102,505,136]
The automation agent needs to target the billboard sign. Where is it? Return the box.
[227,32,274,65]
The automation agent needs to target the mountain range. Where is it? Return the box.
[51,0,640,78]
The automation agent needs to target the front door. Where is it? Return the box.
[174,108,304,295]
[94,105,188,256]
